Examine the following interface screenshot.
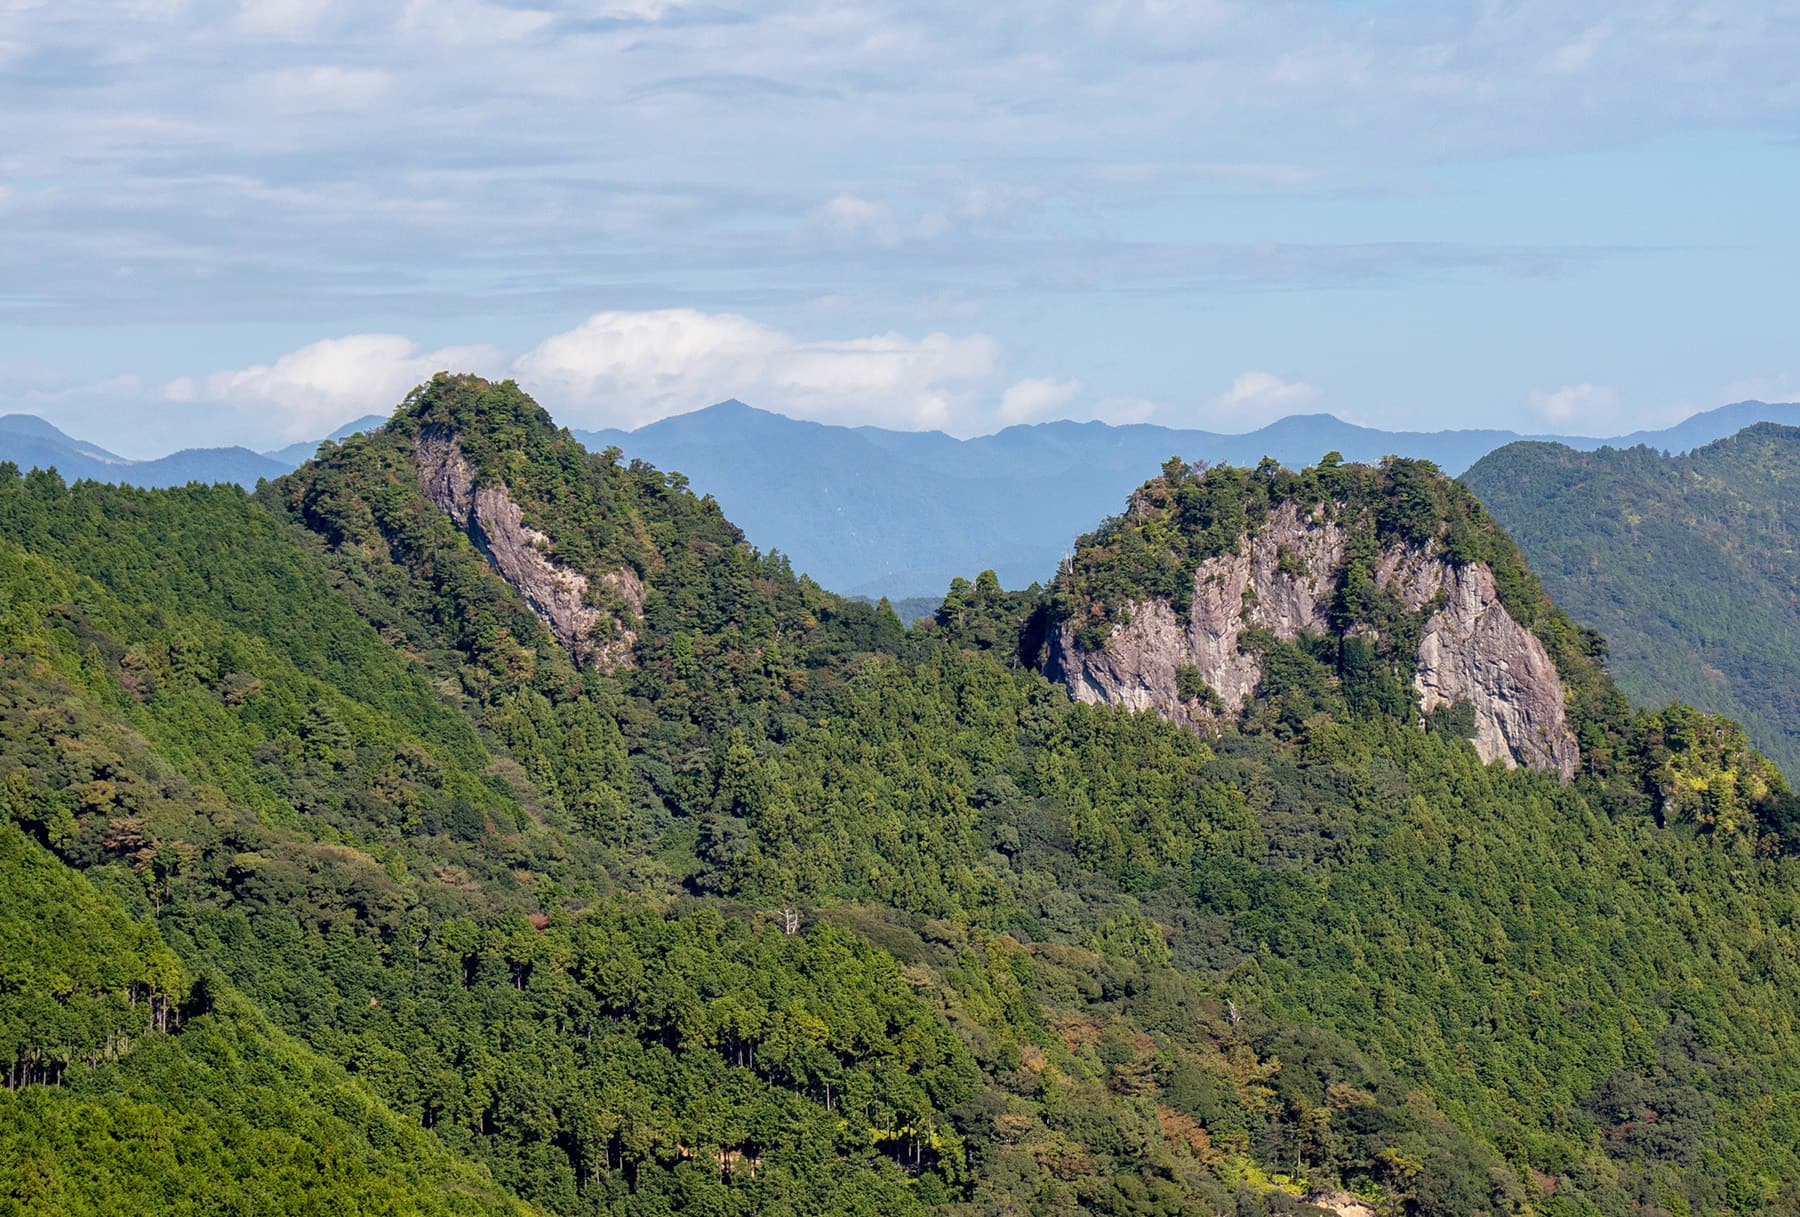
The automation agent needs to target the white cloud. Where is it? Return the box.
[1085,396,1164,425]
[1203,372,1322,430]
[260,66,391,110]
[236,0,339,38]
[954,184,1043,224]
[814,195,904,247]
[168,334,506,443]
[1528,382,1619,429]
[512,308,1001,430]
[396,0,555,45]
[812,194,950,247]
[998,376,1084,424]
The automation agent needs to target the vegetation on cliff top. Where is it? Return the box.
[1046,453,1621,745]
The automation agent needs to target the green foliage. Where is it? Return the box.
[1422,701,1476,740]
[8,383,1800,1217]
[1176,665,1225,712]
[0,823,532,1216]
[1466,423,1800,778]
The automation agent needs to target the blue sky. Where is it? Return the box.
[3,0,1797,455]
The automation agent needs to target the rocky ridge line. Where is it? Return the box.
[413,427,644,669]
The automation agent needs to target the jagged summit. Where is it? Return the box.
[269,373,900,703]
[1042,453,1614,776]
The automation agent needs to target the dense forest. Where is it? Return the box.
[5,374,1800,1215]
[1464,423,1800,778]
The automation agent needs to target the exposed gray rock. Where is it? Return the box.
[1047,500,1579,776]
[412,428,642,670]
[1050,502,1344,730]
[1381,546,1578,777]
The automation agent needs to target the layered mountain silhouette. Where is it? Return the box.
[0,412,386,488]
[10,374,1800,1214]
[10,396,1796,599]
[576,397,1800,597]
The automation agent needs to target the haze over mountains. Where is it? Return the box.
[0,412,386,490]
[9,397,1795,602]
[590,397,1800,597]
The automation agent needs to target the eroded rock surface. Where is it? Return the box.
[1051,502,1343,730]
[1047,500,1579,776]
[413,428,643,669]
[1382,547,1578,777]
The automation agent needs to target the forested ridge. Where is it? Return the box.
[1464,423,1800,778]
[4,374,1800,1216]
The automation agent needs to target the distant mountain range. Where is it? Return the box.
[575,397,1800,599]
[9,397,1797,600]
[0,412,387,489]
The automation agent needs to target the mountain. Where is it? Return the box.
[0,411,386,489]
[260,413,390,467]
[577,398,1800,599]
[1037,455,1609,778]
[1464,423,1800,778]
[7,374,1800,1214]
[11,398,1798,590]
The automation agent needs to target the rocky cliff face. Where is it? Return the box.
[413,428,644,669]
[1379,546,1579,777]
[1047,500,1579,777]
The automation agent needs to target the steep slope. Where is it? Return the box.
[1464,423,1800,778]
[0,823,536,1216]
[1042,456,1607,776]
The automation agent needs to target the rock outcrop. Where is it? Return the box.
[1046,501,1579,777]
[413,428,644,669]
[1380,546,1579,777]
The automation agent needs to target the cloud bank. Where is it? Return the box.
[513,309,1000,430]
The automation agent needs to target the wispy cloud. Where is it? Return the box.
[998,376,1085,424]
[3,0,1789,327]
[1528,382,1620,430]
[1205,372,1323,430]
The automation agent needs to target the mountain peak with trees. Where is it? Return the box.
[1465,422,1800,779]
[1038,454,1607,776]
[6,376,1800,1214]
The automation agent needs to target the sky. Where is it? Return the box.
[2,0,1798,456]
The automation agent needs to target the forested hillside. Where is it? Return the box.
[5,375,1800,1216]
[1465,424,1800,777]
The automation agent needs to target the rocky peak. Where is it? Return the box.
[412,426,644,670]
[1044,457,1582,777]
